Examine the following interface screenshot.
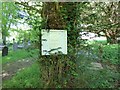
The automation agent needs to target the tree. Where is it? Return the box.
[15,1,42,49]
[15,2,82,87]
[1,2,18,45]
[41,2,83,87]
[80,2,120,44]
[99,2,120,44]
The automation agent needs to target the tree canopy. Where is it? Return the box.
[2,2,18,45]
[80,2,120,44]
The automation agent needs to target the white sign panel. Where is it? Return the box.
[41,29,67,55]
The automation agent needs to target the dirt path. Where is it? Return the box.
[1,57,37,81]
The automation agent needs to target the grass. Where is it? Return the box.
[90,40,119,65]
[76,40,119,88]
[2,40,119,88]
[2,62,42,88]
[86,40,107,45]
[76,63,119,88]
[102,44,119,65]
[1,49,39,64]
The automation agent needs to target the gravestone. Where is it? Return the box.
[117,37,120,43]
[28,40,31,46]
[24,41,28,49]
[13,38,18,51]
[2,46,8,57]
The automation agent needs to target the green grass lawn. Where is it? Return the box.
[1,49,39,64]
[2,62,42,88]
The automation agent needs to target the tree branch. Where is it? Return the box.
[15,2,40,13]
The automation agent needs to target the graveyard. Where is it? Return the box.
[1,1,120,89]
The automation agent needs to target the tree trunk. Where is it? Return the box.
[106,36,118,44]
[40,2,79,88]
[104,30,118,44]
[42,2,66,29]
[2,35,6,45]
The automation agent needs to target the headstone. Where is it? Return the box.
[24,41,28,49]
[28,40,31,46]
[13,42,18,51]
[2,46,8,57]
[0,44,4,51]
[117,37,120,43]
[90,62,103,70]
[13,38,18,51]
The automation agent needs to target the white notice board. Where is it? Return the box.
[41,29,67,55]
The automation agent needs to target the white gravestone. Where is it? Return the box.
[41,29,67,55]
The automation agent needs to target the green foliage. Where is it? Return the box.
[15,30,30,42]
[2,63,41,88]
[80,2,119,44]
[23,8,42,49]
[2,2,18,44]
